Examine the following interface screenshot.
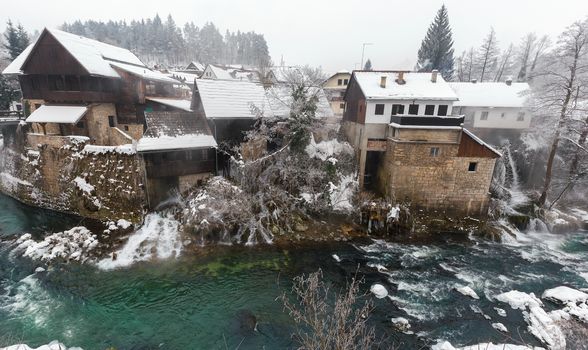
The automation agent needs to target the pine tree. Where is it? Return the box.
[3,20,29,60]
[416,5,455,80]
[363,59,372,70]
[0,76,19,110]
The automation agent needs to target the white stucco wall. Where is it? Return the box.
[459,106,531,129]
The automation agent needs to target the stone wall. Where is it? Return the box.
[378,139,496,216]
[0,129,145,223]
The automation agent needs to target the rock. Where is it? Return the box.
[492,322,508,332]
[294,223,308,232]
[391,317,411,332]
[34,267,46,273]
[370,283,388,299]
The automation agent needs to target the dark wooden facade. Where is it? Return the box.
[457,132,501,158]
[342,75,366,124]
[143,149,215,178]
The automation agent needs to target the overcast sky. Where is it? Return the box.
[2,0,588,73]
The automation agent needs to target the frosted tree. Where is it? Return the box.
[529,35,550,79]
[476,28,500,82]
[456,48,475,82]
[494,43,514,82]
[416,5,455,80]
[516,33,537,82]
[532,20,588,207]
[363,59,372,71]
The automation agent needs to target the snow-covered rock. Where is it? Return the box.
[34,267,46,273]
[0,340,82,350]
[116,219,133,230]
[454,285,479,299]
[542,286,588,304]
[14,227,99,263]
[494,307,507,317]
[370,283,388,299]
[432,340,542,350]
[495,290,543,310]
[332,254,341,262]
[492,322,508,332]
[391,317,410,331]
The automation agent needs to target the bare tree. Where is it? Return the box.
[529,35,551,78]
[278,269,377,350]
[477,28,500,82]
[533,20,588,207]
[516,33,537,82]
[456,48,475,82]
[494,43,514,82]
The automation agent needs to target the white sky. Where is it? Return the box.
[2,0,587,73]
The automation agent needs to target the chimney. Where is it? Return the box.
[505,77,513,86]
[380,76,387,88]
[431,69,438,83]
[395,71,406,85]
[471,78,478,84]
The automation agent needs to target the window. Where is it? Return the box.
[468,162,478,172]
[480,111,489,120]
[375,104,385,115]
[337,79,343,86]
[340,103,345,110]
[517,112,525,121]
[430,147,440,157]
[391,104,405,116]
[343,79,349,85]
[124,125,129,131]
[408,104,419,115]
[202,149,209,161]
[437,105,448,116]
[108,115,116,128]
[76,121,85,129]
[425,105,435,116]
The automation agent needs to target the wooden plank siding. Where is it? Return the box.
[457,132,500,158]
[342,76,366,124]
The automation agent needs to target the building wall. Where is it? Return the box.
[365,100,455,124]
[323,73,351,89]
[84,103,118,145]
[458,106,531,130]
[377,132,496,216]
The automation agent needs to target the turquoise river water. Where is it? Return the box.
[1,193,588,349]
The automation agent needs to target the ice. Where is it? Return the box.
[542,286,588,304]
[370,283,388,299]
[454,285,480,299]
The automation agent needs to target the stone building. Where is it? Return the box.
[343,70,501,216]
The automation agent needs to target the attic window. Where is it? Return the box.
[337,79,343,86]
[437,105,448,116]
[468,162,478,172]
[375,104,385,115]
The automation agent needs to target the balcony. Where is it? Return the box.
[390,115,464,127]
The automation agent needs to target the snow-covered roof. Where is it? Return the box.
[353,71,458,101]
[195,79,273,119]
[186,61,205,71]
[146,97,192,112]
[168,71,200,84]
[26,105,87,124]
[110,61,178,84]
[266,85,335,119]
[2,28,170,82]
[449,82,530,108]
[207,64,234,80]
[138,111,217,152]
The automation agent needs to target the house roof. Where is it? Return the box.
[26,105,88,124]
[138,112,217,152]
[352,71,459,101]
[266,85,335,119]
[195,79,273,119]
[207,64,234,80]
[146,98,193,112]
[449,82,530,108]
[3,28,172,84]
[460,128,502,158]
[186,61,205,71]
[168,71,200,84]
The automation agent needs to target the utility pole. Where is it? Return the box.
[360,43,373,70]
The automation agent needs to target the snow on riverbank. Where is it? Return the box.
[432,340,541,350]
[0,341,82,350]
[13,227,99,263]
[97,212,182,270]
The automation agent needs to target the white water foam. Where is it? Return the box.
[97,212,182,270]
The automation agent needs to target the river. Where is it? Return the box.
[1,193,587,349]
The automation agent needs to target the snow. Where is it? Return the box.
[305,137,354,161]
[117,219,133,229]
[2,43,35,74]
[0,341,82,350]
[353,71,459,101]
[137,134,217,152]
[266,85,334,119]
[494,307,507,317]
[110,61,178,84]
[328,174,357,212]
[73,177,94,194]
[1,172,33,188]
[449,82,530,108]
[454,285,480,299]
[14,227,99,263]
[34,267,46,273]
[332,254,341,262]
[370,283,388,299]
[25,105,88,124]
[195,79,273,119]
[146,97,193,112]
[168,71,200,83]
[206,64,236,80]
[492,322,508,332]
[82,144,136,155]
[432,340,540,350]
[495,290,543,310]
[542,286,588,304]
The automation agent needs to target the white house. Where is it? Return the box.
[323,70,351,116]
[449,80,531,130]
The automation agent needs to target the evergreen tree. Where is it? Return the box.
[0,76,19,110]
[3,20,30,60]
[363,59,372,70]
[416,5,455,80]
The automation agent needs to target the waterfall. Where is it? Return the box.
[494,142,528,209]
[96,212,183,270]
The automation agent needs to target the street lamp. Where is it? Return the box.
[360,43,373,70]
